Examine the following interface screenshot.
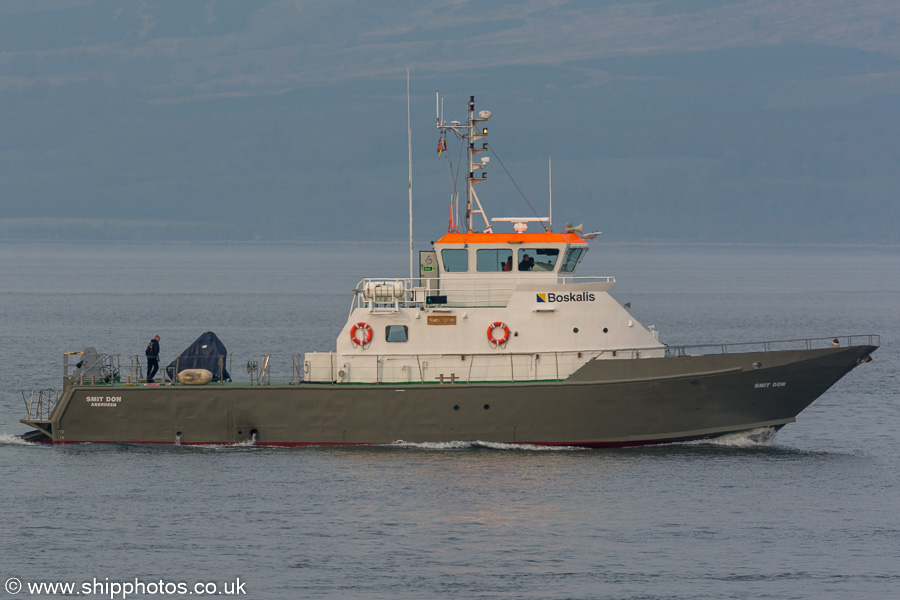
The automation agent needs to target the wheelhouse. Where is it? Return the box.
[434,232,588,278]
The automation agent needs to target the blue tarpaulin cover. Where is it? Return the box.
[165,331,231,382]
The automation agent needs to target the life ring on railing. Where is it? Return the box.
[487,321,510,346]
[350,322,373,347]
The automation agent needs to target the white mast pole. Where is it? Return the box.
[549,155,552,231]
[407,69,413,280]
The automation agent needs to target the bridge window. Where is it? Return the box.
[476,249,513,272]
[517,248,559,272]
[385,325,409,343]
[560,248,585,273]
[441,249,469,272]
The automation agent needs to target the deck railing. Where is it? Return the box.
[666,334,880,357]
[63,353,303,386]
[351,275,616,313]
[57,334,878,388]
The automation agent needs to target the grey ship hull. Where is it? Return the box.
[22,345,876,447]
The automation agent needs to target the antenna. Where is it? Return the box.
[549,155,552,232]
[407,69,413,280]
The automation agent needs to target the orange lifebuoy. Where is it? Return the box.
[350,322,373,346]
[487,321,510,346]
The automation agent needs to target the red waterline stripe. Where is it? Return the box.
[50,438,694,448]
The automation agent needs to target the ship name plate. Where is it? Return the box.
[427,315,457,325]
[86,395,122,407]
[754,382,787,389]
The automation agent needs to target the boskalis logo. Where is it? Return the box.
[537,291,596,303]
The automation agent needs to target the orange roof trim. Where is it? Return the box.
[436,232,586,245]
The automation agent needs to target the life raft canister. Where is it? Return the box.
[350,322,373,347]
[487,321,510,346]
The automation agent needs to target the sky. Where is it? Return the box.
[1,0,898,244]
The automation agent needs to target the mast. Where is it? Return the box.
[467,96,492,232]
[436,94,493,232]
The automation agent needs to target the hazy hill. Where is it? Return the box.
[1,0,898,244]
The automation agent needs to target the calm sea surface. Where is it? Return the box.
[1,241,898,600]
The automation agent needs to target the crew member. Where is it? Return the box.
[146,335,161,383]
[519,254,533,271]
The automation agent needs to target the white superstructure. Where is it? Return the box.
[304,96,665,384]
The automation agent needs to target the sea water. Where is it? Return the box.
[0,241,898,600]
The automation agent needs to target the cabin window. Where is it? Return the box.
[560,248,585,273]
[385,325,409,343]
[476,249,513,272]
[441,249,469,272]
[517,248,559,272]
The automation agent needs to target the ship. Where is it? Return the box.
[19,94,878,447]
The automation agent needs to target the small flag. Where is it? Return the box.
[437,137,447,157]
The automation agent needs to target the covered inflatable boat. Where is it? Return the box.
[165,331,231,382]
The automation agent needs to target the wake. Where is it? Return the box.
[679,427,778,448]
[386,440,583,451]
[0,433,38,446]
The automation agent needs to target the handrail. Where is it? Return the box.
[59,334,878,387]
[667,334,880,357]
[64,351,120,382]
[291,354,303,384]
[350,275,616,313]
[66,354,233,385]
[356,275,615,288]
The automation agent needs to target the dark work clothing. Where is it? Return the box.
[147,358,159,382]
[146,339,160,381]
